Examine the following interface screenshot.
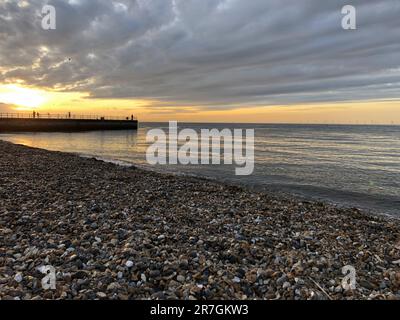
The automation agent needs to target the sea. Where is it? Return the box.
[1,123,399,216]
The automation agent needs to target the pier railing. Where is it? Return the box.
[0,113,137,121]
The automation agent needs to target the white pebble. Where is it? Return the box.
[14,273,23,283]
[125,260,134,268]
[282,281,291,289]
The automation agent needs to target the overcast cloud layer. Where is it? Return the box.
[1,0,400,109]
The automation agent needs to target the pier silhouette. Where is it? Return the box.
[0,112,138,132]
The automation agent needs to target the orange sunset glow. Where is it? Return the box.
[0,84,399,124]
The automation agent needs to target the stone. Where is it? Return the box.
[107,282,120,291]
[125,260,134,268]
[233,277,241,283]
[282,282,291,290]
[150,270,161,278]
[14,273,23,283]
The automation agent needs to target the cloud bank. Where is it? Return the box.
[1,0,400,109]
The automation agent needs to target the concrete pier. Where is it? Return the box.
[0,115,138,132]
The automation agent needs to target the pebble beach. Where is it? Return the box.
[0,140,399,300]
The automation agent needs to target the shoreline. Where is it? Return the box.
[0,140,399,300]
[75,152,400,221]
[1,130,398,218]
[79,154,399,221]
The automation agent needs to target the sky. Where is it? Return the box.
[0,0,400,123]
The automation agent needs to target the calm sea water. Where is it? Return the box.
[1,123,400,216]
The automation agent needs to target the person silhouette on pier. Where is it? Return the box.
[131,114,134,121]
[33,111,36,119]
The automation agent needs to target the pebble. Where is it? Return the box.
[233,277,241,283]
[276,275,287,285]
[107,282,120,291]
[150,270,161,278]
[96,292,107,299]
[282,282,291,290]
[14,273,23,283]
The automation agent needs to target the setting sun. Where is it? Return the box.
[0,84,48,109]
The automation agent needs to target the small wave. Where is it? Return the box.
[79,154,135,168]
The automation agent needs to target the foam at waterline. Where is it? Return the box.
[78,152,222,182]
[79,154,135,168]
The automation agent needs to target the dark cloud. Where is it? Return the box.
[1,0,400,109]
